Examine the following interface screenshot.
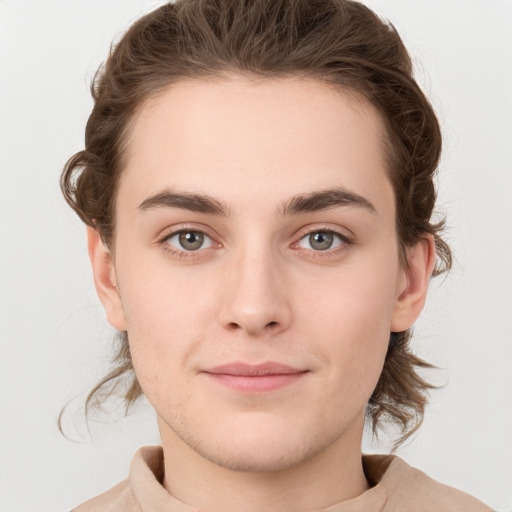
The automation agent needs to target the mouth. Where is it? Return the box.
[202,362,309,393]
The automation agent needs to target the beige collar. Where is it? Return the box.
[125,446,492,512]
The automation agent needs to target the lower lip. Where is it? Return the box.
[204,372,308,393]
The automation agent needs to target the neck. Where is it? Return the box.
[158,416,369,512]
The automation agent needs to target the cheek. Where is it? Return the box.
[294,260,398,396]
[297,255,399,339]
[116,236,205,327]
[113,255,204,380]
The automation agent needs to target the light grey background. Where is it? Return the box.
[1,1,511,510]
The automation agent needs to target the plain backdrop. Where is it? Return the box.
[1,0,511,511]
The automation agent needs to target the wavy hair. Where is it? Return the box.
[61,0,452,447]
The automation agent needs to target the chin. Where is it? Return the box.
[182,416,342,474]
[196,437,319,473]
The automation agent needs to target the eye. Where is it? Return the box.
[165,230,214,251]
[297,230,345,251]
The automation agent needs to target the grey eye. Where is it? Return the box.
[309,232,334,250]
[179,231,204,250]
[166,231,212,251]
[297,231,343,251]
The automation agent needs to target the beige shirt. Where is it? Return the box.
[72,446,493,512]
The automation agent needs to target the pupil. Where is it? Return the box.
[310,232,333,250]
[179,231,204,250]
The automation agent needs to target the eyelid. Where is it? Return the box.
[155,223,353,259]
[156,223,219,243]
[290,225,354,257]
[156,224,222,258]
[293,225,354,244]
[166,230,214,251]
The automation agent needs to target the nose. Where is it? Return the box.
[218,244,292,337]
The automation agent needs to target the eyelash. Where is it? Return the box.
[294,226,353,257]
[158,225,217,260]
[158,225,353,260]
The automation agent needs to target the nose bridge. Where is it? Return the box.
[220,235,291,336]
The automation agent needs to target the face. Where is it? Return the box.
[91,75,432,472]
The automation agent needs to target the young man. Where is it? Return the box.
[60,0,494,510]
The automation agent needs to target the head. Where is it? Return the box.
[61,0,451,456]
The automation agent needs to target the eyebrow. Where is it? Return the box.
[280,187,377,216]
[139,189,230,215]
[138,187,377,216]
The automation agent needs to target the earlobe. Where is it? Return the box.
[391,234,436,332]
[87,227,127,331]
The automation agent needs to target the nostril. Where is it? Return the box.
[266,321,278,329]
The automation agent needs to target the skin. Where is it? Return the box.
[89,75,435,512]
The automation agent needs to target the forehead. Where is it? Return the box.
[118,75,393,216]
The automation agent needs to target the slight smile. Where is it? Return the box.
[202,362,310,393]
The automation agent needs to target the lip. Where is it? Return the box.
[202,362,309,393]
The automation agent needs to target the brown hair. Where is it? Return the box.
[61,0,452,448]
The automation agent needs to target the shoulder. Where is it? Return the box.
[69,446,171,512]
[362,454,494,512]
[70,479,140,512]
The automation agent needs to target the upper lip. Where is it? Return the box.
[204,362,307,376]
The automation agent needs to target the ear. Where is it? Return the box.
[87,227,127,331]
[391,234,436,332]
